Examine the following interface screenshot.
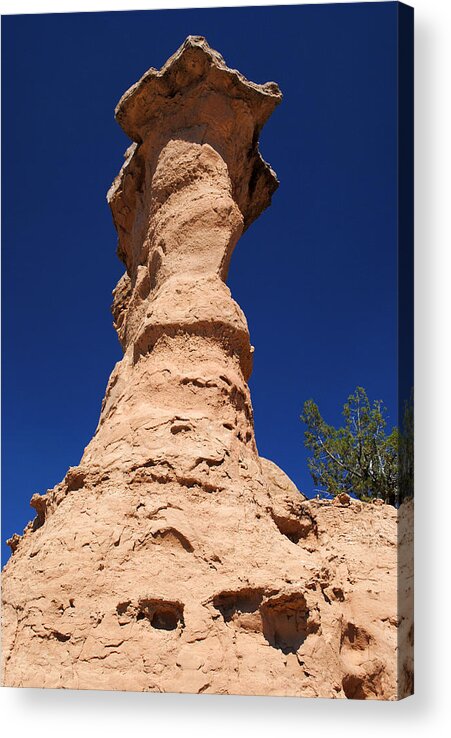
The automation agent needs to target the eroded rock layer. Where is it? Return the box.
[1,37,411,699]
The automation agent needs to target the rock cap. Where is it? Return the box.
[112,35,283,229]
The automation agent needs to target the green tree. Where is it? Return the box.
[301,386,400,505]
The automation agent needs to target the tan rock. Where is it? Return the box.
[1,37,412,700]
[333,492,352,506]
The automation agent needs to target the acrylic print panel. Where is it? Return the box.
[1,2,413,699]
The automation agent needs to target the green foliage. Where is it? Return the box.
[301,386,406,506]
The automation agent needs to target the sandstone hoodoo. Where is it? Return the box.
[2,37,412,698]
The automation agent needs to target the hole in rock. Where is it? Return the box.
[342,667,384,700]
[201,457,224,468]
[261,593,313,654]
[65,470,86,492]
[342,674,367,699]
[52,630,71,643]
[116,601,131,616]
[32,516,44,532]
[153,527,194,553]
[181,377,206,388]
[151,610,179,630]
[212,588,264,622]
[136,598,184,631]
[171,424,191,435]
[272,511,317,544]
[332,587,345,602]
[140,459,157,469]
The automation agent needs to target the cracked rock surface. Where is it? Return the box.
[1,37,412,699]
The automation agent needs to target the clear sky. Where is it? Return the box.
[1,2,400,564]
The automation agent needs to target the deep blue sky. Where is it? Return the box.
[2,2,400,563]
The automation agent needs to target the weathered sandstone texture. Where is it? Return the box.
[1,37,413,699]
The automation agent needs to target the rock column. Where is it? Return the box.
[80,36,282,495]
[2,38,406,700]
